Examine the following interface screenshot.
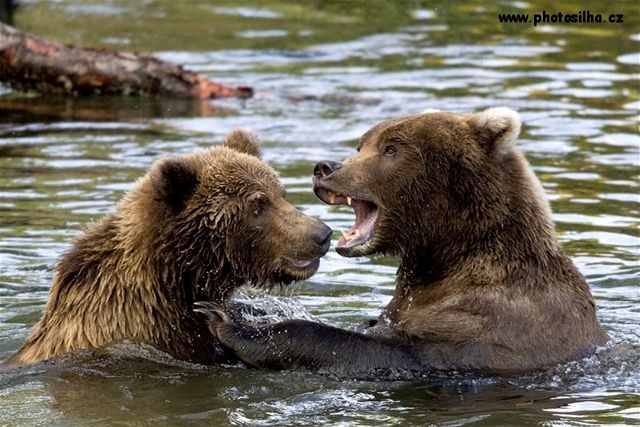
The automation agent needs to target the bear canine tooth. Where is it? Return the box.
[341,230,350,240]
[347,196,352,206]
[329,192,336,204]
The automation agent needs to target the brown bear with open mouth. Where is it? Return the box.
[202,108,609,377]
[5,129,331,366]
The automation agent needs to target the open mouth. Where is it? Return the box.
[315,187,379,250]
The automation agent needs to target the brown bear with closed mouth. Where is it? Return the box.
[201,108,609,377]
[5,129,331,366]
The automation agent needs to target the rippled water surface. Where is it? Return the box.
[1,0,639,425]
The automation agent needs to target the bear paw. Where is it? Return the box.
[193,301,231,335]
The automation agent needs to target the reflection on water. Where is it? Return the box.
[1,0,639,425]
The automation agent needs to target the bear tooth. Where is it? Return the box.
[347,196,352,206]
[329,192,336,204]
[341,230,350,240]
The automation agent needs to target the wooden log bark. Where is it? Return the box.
[0,22,252,99]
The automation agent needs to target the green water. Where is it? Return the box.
[1,0,639,425]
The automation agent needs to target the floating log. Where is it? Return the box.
[0,22,252,99]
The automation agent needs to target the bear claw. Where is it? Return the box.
[193,301,218,310]
[193,302,230,324]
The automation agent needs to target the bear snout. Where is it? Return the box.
[311,221,332,254]
[313,160,341,179]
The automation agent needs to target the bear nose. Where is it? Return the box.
[314,160,341,179]
[312,222,332,253]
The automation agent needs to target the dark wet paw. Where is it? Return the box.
[193,301,231,334]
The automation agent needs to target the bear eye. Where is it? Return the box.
[252,197,266,217]
[383,145,397,157]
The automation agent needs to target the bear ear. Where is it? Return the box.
[469,107,521,152]
[150,156,198,211]
[222,128,261,158]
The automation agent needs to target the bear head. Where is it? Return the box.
[312,108,552,258]
[123,129,332,302]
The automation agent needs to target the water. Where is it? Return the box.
[1,0,639,425]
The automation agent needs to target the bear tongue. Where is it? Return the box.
[337,199,378,249]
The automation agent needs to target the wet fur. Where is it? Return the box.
[6,130,329,366]
[207,108,609,377]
